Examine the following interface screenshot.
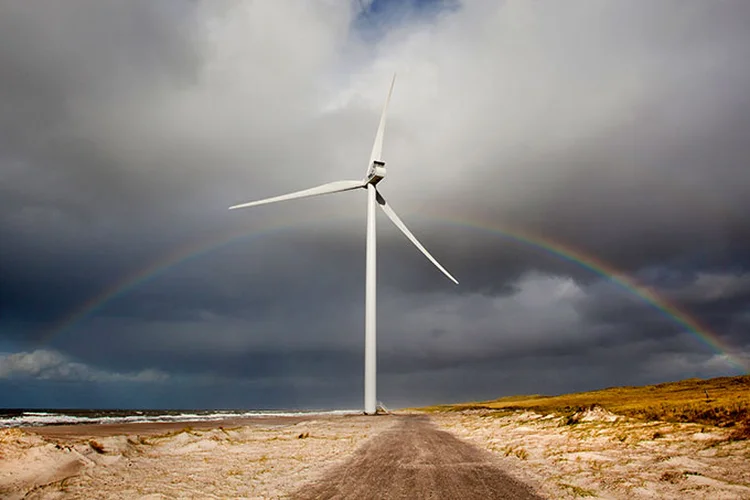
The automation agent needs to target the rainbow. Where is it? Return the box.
[40,214,747,373]
[442,216,747,373]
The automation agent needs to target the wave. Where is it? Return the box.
[0,409,357,428]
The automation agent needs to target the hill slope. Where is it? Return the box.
[422,375,750,430]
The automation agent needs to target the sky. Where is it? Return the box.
[1,0,749,410]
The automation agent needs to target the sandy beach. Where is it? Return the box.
[2,411,749,499]
[1,414,396,499]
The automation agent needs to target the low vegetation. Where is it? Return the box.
[420,375,750,433]
[559,483,597,497]
[88,440,106,454]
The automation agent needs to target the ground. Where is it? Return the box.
[1,407,749,499]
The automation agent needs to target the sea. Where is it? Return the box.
[0,409,357,428]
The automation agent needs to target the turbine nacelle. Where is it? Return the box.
[365,160,386,185]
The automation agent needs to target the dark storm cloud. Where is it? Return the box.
[2,0,750,408]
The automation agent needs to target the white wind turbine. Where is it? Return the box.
[229,76,458,415]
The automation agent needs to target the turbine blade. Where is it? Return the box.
[229,180,365,210]
[367,74,396,170]
[376,190,458,284]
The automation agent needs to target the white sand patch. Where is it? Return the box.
[577,405,621,423]
[432,411,750,499]
[692,431,726,441]
[0,429,89,500]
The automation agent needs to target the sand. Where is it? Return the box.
[2,410,749,499]
[432,408,750,499]
[1,415,396,499]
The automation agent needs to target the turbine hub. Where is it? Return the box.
[366,160,386,185]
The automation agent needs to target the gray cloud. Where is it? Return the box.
[1,0,749,408]
[0,349,168,383]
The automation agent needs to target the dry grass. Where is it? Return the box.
[432,407,750,499]
[420,375,750,432]
[559,483,597,497]
[88,440,106,454]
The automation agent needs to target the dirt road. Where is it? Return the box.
[293,415,543,499]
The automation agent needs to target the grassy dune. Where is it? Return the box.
[421,375,750,435]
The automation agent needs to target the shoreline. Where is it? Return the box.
[24,414,339,438]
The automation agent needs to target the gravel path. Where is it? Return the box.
[293,415,543,499]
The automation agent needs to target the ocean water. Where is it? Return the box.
[0,409,357,428]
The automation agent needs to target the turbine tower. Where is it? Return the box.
[229,75,458,414]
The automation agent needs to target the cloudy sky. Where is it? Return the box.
[2,0,749,410]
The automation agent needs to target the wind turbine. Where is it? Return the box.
[229,75,458,415]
